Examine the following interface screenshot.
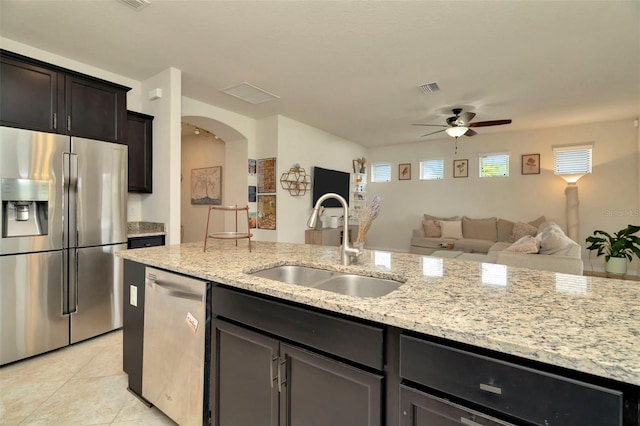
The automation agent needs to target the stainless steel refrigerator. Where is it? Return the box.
[0,126,127,365]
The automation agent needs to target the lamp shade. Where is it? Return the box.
[445,126,468,138]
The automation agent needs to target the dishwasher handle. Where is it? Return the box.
[146,277,204,302]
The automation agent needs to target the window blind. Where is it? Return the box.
[371,163,391,182]
[479,153,509,177]
[554,145,592,175]
[420,159,444,180]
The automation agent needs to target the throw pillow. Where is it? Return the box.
[439,220,463,239]
[497,219,515,242]
[528,216,546,229]
[422,219,441,238]
[505,235,540,254]
[462,216,497,241]
[508,222,538,243]
[539,225,578,256]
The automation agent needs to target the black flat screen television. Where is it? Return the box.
[312,167,350,208]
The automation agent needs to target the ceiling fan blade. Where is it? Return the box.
[455,112,476,126]
[420,129,446,137]
[464,129,477,137]
[412,123,447,127]
[469,119,512,128]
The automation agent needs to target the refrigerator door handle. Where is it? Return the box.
[68,248,78,314]
[62,249,70,315]
[69,153,79,247]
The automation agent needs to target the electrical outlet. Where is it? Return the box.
[130,285,137,307]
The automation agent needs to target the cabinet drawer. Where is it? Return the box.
[212,286,384,370]
[400,385,514,426]
[127,235,165,249]
[400,335,623,426]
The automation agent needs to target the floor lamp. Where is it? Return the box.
[558,174,585,242]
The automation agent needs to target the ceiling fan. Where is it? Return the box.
[413,108,512,138]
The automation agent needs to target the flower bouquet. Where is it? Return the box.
[356,196,383,244]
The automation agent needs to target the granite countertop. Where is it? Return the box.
[116,240,640,387]
[127,221,165,238]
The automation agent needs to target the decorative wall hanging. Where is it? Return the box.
[257,194,276,230]
[453,159,468,178]
[399,163,411,180]
[248,186,256,202]
[522,154,540,175]
[257,158,276,193]
[248,159,256,175]
[191,166,222,204]
[280,165,311,196]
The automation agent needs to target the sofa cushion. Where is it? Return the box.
[497,219,515,242]
[489,242,512,252]
[538,222,581,257]
[454,238,495,253]
[505,235,540,254]
[439,220,463,239]
[410,236,457,250]
[422,219,441,237]
[424,214,460,221]
[508,222,538,242]
[529,215,547,228]
[462,216,497,241]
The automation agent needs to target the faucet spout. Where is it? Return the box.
[308,192,362,265]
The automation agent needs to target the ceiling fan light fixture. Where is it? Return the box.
[445,126,468,138]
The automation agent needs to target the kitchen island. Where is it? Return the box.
[117,240,640,425]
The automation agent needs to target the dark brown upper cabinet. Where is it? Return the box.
[0,50,130,144]
[126,111,154,193]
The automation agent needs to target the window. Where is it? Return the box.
[479,153,509,177]
[371,163,391,182]
[419,159,444,180]
[554,145,592,181]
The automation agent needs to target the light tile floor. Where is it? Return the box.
[0,330,176,425]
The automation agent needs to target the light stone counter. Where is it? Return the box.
[116,240,640,387]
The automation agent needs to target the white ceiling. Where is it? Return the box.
[1,1,638,147]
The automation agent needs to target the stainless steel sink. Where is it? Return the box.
[314,275,402,298]
[249,265,339,286]
[249,265,403,298]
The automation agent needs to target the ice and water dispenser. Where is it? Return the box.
[1,178,49,238]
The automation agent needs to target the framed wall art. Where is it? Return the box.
[257,194,276,230]
[453,159,468,178]
[257,157,276,193]
[522,154,540,175]
[399,163,411,180]
[191,166,222,204]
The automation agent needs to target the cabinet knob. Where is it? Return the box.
[479,383,502,395]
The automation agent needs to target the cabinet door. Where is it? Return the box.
[281,343,383,426]
[127,235,165,249]
[0,55,63,132]
[65,75,127,143]
[400,385,514,426]
[122,260,146,398]
[214,319,279,426]
[126,111,154,193]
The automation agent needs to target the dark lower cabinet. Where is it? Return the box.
[122,260,147,401]
[400,385,513,426]
[127,235,165,249]
[212,286,384,426]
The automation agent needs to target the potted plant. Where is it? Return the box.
[585,224,640,277]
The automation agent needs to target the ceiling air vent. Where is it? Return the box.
[222,82,280,105]
[418,82,440,94]
[118,0,150,11]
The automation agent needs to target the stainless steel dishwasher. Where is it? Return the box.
[142,267,209,426]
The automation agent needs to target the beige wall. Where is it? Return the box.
[181,129,226,243]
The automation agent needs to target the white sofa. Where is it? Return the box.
[410,215,583,275]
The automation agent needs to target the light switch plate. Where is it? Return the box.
[130,285,138,307]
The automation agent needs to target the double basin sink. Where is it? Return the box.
[249,265,403,298]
